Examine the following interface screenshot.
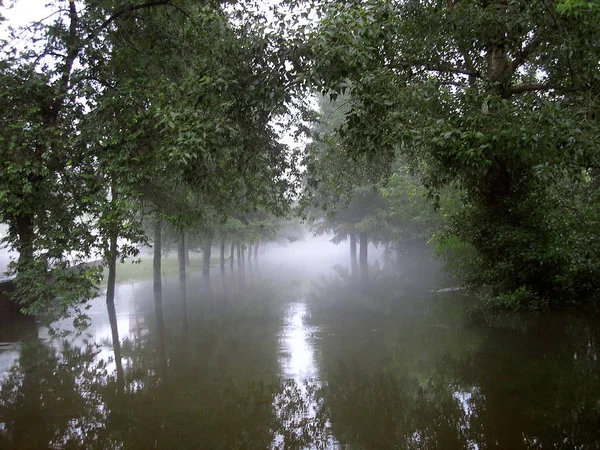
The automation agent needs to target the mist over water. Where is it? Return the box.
[260,235,385,275]
[0,235,599,449]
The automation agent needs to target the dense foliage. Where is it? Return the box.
[1,0,600,314]
[0,0,304,315]
[303,0,600,309]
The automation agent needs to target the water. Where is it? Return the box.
[0,243,599,449]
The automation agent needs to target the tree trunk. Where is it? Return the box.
[236,245,242,266]
[178,232,186,282]
[153,218,162,291]
[350,233,357,270]
[203,237,212,276]
[230,243,235,268]
[254,242,259,259]
[179,263,188,352]
[106,230,118,306]
[220,240,225,272]
[359,231,368,281]
[15,213,34,272]
[241,245,245,263]
[359,232,368,265]
[106,182,120,305]
[247,244,252,262]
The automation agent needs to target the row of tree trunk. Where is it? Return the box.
[151,222,261,287]
[226,241,260,269]
[105,219,263,393]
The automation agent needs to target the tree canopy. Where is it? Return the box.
[301,0,600,308]
[1,0,600,314]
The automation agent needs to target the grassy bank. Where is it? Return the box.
[104,253,223,284]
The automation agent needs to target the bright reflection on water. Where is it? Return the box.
[279,302,319,380]
[273,301,338,449]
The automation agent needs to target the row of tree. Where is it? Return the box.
[2,0,600,314]
[0,0,306,316]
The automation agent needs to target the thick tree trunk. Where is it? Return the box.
[178,232,186,282]
[220,240,225,272]
[106,230,118,306]
[203,237,212,276]
[153,218,162,291]
[230,243,235,268]
[15,213,34,271]
[247,244,252,262]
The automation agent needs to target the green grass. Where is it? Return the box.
[103,253,222,284]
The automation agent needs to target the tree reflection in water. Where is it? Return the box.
[0,265,598,449]
[272,301,337,449]
[308,268,600,449]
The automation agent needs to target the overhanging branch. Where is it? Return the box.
[509,83,549,95]
[389,60,481,78]
[98,1,193,32]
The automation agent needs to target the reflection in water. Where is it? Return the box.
[273,301,338,449]
[106,300,124,393]
[0,346,19,382]
[279,302,319,379]
[154,285,168,380]
[0,254,598,449]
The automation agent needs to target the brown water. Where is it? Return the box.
[0,249,599,449]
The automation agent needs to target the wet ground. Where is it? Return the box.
[0,240,598,449]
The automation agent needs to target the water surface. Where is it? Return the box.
[0,244,598,449]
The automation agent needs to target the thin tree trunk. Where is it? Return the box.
[237,245,242,266]
[203,237,212,277]
[359,232,368,265]
[178,232,186,282]
[350,233,357,270]
[179,267,188,353]
[220,240,225,272]
[247,244,252,262]
[106,230,118,305]
[153,218,162,291]
[106,184,119,306]
[230,243,235,268]
[359,231,368,281]
[254,242,259,259]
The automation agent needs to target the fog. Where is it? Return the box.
[259,234,386,274]
[2,228,599,449]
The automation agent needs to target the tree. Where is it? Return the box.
[306,0,600,307]
[0,0,306,316]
